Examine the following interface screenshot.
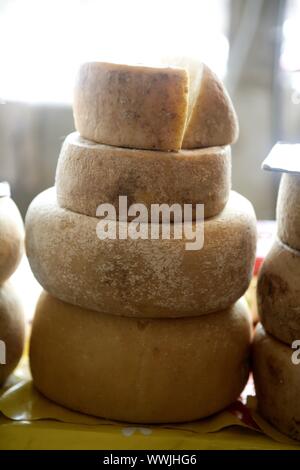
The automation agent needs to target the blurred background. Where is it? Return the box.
[0,0,299,219]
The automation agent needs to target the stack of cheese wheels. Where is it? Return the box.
[254,173,300,440]
[0,183,25,386]
[26,60,257,423]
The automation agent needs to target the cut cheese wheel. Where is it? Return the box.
[171,58,239,149]
[0,282,25,386]
[30,292,251,423]
[253,324,300,441]
[73,61,238,151]
[55,132,231,220]
[25,188,257,318]
[0,196,24,284]
[73,62,189,152]
[257,238,300,345]
[277,173,300,250]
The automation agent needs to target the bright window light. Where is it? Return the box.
[0,0,229,104]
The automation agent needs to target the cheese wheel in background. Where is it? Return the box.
[0,196,24,284]
[30,292,251,423]
[257,238,300,345]
[73,62,189,152]
[277,173,300,251]
[0,282,25,386]
[25,188,257,318]
[253,324,300,441]
[73,61,238,151]
[56,132,231,220]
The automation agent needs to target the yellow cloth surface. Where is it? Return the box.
[0,358,299,450]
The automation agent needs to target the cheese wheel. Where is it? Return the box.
[277,173,300,250]
[25,188,256,318]
[55,132,231,220]
[253,324,300,441]
[30,292,251,423]
[0,282,25,386]
[257,238,300,345]
[73,62,189,152]
[0,196,24,284]
[73,61,238,151]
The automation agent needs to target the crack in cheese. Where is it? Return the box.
[30,292,251,423]
[55,132,232,220]
[253,324,300,441]
[73,60,238,151]
[257,238,300,345]
[25,188,257,318]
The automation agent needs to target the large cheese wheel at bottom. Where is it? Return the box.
[257,239,300,345]
[0,282,25,386]
[253,324,300,441]
[25,188,257,318]
[30,293,251,424]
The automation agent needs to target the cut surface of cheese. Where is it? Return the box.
[277,173,300,250]
[253,324,300,441]
[0,282,25,386]
[257,238,300,345]
[25,188,256,318]
[56,132,231,220]
[162,57,239,148]
[30,292,251,424]
[73,61,238,151]
[73,62,189,151]
[0,197,24,284]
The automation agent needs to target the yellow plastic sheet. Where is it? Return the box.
[0,358,300,450]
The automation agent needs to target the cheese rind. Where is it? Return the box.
[30,292,251,423]
[0,197,24,284]
[0,282,25,386]
[257,238,300,345]
[277,173,300,250]
[56,132,232,219]
[253,324,300,441]
[25,188,257,318]
[73,62,189,151]
[73,61,238,151]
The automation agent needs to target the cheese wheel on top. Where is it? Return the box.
[277,173,300,251]
[55,132,231,220]
[253,324,300,441]
[30,292,251,423]
[0,282,25,386]
[257,238,300,345]
[73,62,189,152]
[73,61,238,151]
[25,188,257,318]
[0,196,24,284]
